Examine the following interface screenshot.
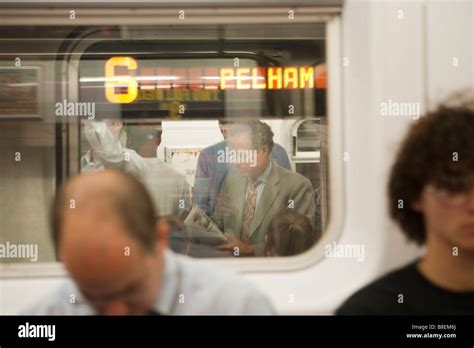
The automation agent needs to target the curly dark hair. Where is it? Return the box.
[388,93,474,245]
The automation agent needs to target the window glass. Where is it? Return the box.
[0,22,329,263]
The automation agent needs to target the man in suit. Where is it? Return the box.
[212,121,316,257]
[193,120,292,216]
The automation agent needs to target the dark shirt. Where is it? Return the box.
[336,261,474,315]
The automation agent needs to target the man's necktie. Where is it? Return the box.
[241,179,260,242]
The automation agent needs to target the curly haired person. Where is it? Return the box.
[337,93,474,315]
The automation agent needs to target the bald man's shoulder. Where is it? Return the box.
[21,250,276,315]
[21,279,95,315]
[166,251,276,315]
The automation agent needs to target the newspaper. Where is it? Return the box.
[183,205,229,246]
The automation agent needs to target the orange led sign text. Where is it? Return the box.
[104,56,325,103]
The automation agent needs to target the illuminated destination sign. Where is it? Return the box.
[220,66,320,90]
[104,56,326,104]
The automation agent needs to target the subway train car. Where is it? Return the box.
[0,0,472,321]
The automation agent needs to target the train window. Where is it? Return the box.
[0,17,338,269]
[294,119,322,154]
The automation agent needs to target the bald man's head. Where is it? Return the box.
[50,170,166,315]
[52,170,157,256]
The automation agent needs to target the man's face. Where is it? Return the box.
[229,133,270,178]
[77,250,161,315]
[60,197,164,315]
[415,178,474,252]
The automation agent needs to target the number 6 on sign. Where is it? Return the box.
[105,56,138,103]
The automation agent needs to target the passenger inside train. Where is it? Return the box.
[82,119,192,218]
[212,120,316,256]
[265,209,320,257]
[80,117,320,258]
[337,95,474,315]
[192,119,292,217]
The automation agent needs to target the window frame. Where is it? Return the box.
[0,6,343,278]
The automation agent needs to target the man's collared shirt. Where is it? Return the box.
[23,249,275,315]
[245,161,272,207]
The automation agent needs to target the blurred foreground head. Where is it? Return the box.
[389,91,474,251]
[51,169,168,315]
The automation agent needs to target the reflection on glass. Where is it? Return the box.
[79,115,327,258]
[0,23,328,263]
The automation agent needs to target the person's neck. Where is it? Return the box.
[250,160,270,180]
[138,146,158,158]
[141,154,156,158]
[418,235,474,292]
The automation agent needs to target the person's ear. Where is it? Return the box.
[261,144,270,156]
[155,219,169,249]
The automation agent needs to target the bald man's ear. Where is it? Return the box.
[156,219,169,248]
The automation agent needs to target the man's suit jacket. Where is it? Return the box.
[211,161,316,256]
[192,140,292,216]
